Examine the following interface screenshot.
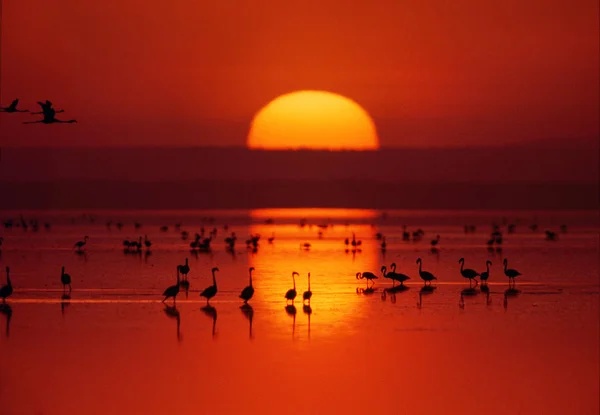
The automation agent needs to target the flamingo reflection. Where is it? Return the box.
[0,303,12,337]
[240,304,254,339]
[1,267,13,303]
[303,304,312,340]
[201,305,217,338]
[459,287,479,309]
[61,294,71,316]
[480,284,491,305]
[417,285,437,308]
[503,287,521,309]
[163,304,182,341]
[285,304,297,338]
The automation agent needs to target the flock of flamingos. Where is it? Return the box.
[0,211,563,312]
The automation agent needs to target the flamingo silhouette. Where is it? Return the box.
[162,267,180,304]
[1,98,29,112]
[503,258,521,286]
[239,267,255,304]
[458,258,479,287]
[430,235,440,247]
[73,236,88,251]
[356,271,378,288]
[303,272,312,304]
[285,272,298,304]
[480,260,492,284]
[24,100,76,124]
[200,267,219,305]
[178,258,190,280]
[416,258,437,286]
[60,266,72,293]
[0,267,12,302]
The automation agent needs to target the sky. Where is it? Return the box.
[0,0,598,147]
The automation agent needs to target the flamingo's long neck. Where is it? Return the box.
[487,262,491,273]
[176,268,180,284]
[308,275,311,290]
[382,267,387,277]
[504,261,508,273]
[293,275,296,290]
[418,261,422,275]
[249,270,253,286]
[212,271,217,288]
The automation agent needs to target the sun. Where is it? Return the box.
[247,90,379,150]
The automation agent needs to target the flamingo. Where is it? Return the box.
[389,263,410,286]
[380,236,387,250]
[162,267,180,304]
[24,100,76,124]
[285,272,298,304]
[178,258,190,280]
[200,267,219,305]
[480,260,492,284]
[416,258,437,286]
[458,258,480,287]
[268,233,275,244]
[60,266,72,293]
[144,235,152,249]
[356,271,378,287]
[303,273,312,304]
[73,236,88,251]
[239,267,255,304]
[402,225,410,241]
[0,267,12,302]
[503,258,521,286]
[1,99,29,112]
[430,235,440,247]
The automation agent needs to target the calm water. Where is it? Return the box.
[0,209,598,415]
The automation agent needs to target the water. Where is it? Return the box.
[0,209,598,414]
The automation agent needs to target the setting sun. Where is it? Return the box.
[247,90,379,150]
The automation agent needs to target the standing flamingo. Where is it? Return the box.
[458,258,480,287]
[416,258,437,285]
[480,260,492,284]
[285,272,298,304]
[60,266,72,293]
[178,258,190,280]
[239,267,255,304]
[73,236,89,251]
[162,267,180,304]
[389,263,410,286]
[503,258,521,286]
[303,273,312,304]
[430,235,440,247]
[0,267,12,302]
[200,267,219,305]
[356,271,378,288]
[144,235,152,250]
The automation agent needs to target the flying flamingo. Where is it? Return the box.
[0,99,29,112]
[0,267,12,302]
[285,272,298,304]
[24,100,76,124]
[200,267,219,305]
[162,267,180,304]
[60,266,72,293]
[503,258,521,286]
[356,271,378,287]
[458,258,480,287]
[480,260,492,284]
[416,258,437,286]
[239,267,255,304]
[303,273,312,304]
[73,236,89,251]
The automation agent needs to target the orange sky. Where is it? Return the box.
[0,0,598,147]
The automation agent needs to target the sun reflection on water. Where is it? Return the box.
[247,209,383,338]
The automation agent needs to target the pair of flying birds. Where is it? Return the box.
[0,99,77,124]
